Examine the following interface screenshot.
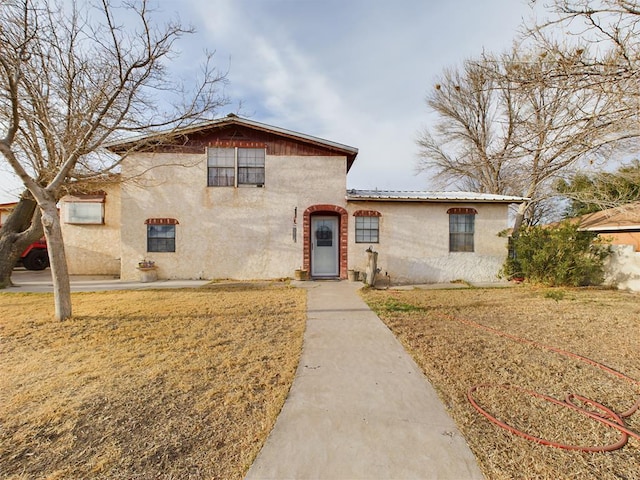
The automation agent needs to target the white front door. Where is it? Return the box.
[311,216,339,277]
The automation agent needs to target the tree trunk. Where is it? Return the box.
[40,199,72,321]
[0,194,43,289]
[511,201,529,239]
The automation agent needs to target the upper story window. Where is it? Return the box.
[64,193,105,225]
[448,208,477,252]
[207,147,265,187]
[207,148,235,186]
[354,210,381,243]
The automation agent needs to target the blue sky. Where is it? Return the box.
[0,0,540,203]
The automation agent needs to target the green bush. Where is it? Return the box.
[502,221,610,287]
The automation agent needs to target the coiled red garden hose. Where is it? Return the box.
[439,313,640,452]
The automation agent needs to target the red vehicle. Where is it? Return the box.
[2,202,50,270]
[19,239,49,270]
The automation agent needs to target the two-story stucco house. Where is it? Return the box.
[60,115,526,284]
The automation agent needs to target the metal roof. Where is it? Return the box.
[346,190,529,203]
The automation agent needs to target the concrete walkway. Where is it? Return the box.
[5,269,210,293]
[246,281,484,480]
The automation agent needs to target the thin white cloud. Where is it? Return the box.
[243,36,346,130]
[0,0,540,202]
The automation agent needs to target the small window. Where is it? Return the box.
[355,216,379,243]
[207,147,265,187]
[65,202,104,224]
[315,225,333,247]
[147,224,176,253]
[449,213,475,252]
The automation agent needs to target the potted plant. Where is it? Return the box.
[137,259,157,282]
[294,268,308,281]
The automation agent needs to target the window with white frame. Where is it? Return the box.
[64,195,105,224]
[207,147,265,187]
[207,147,235,186]
[238,148,265,185]
[448,208,476,252]
[355,213,380,243]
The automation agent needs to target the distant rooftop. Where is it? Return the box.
[576,202,640,232]
[346,190,528,203]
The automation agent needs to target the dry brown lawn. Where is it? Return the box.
[363,286,640,480]
[0,283,306,479]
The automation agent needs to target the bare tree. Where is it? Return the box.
[0,0,228,319]
[526,2,640,144]
[417,45,635,233]
[417,58,518,195]
[529,0,640,75]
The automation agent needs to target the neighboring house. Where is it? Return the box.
[573,202,640,292]
[575,202,640,251]
[60,115,526,284]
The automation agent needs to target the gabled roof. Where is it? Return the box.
[346,190,529,203]
[575,202,640,232]
[104,115,359,169]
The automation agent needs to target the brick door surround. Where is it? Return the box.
[303,205,348,279]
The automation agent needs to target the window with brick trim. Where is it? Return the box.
[207,147,265,187]
[355,216,379,243]
[145,218,178,253]
[448,208,476,252]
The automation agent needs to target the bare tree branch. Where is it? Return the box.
[417,43,637,233]
[0,0,229,318]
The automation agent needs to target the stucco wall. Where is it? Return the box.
[604,244,640,292]
[346,202,510,284]
[598,232,640,252]
[61,184,121,276]
[119,152,347,281]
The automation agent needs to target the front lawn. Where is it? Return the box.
[0,284,306,479]
[363,286,640,480]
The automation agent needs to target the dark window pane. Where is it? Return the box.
[147,225,176,252]
[449,214,474,252]
[316,225,333,246]
[238,167,265,185]
[208,167,235,186]
[238,148,265,185]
